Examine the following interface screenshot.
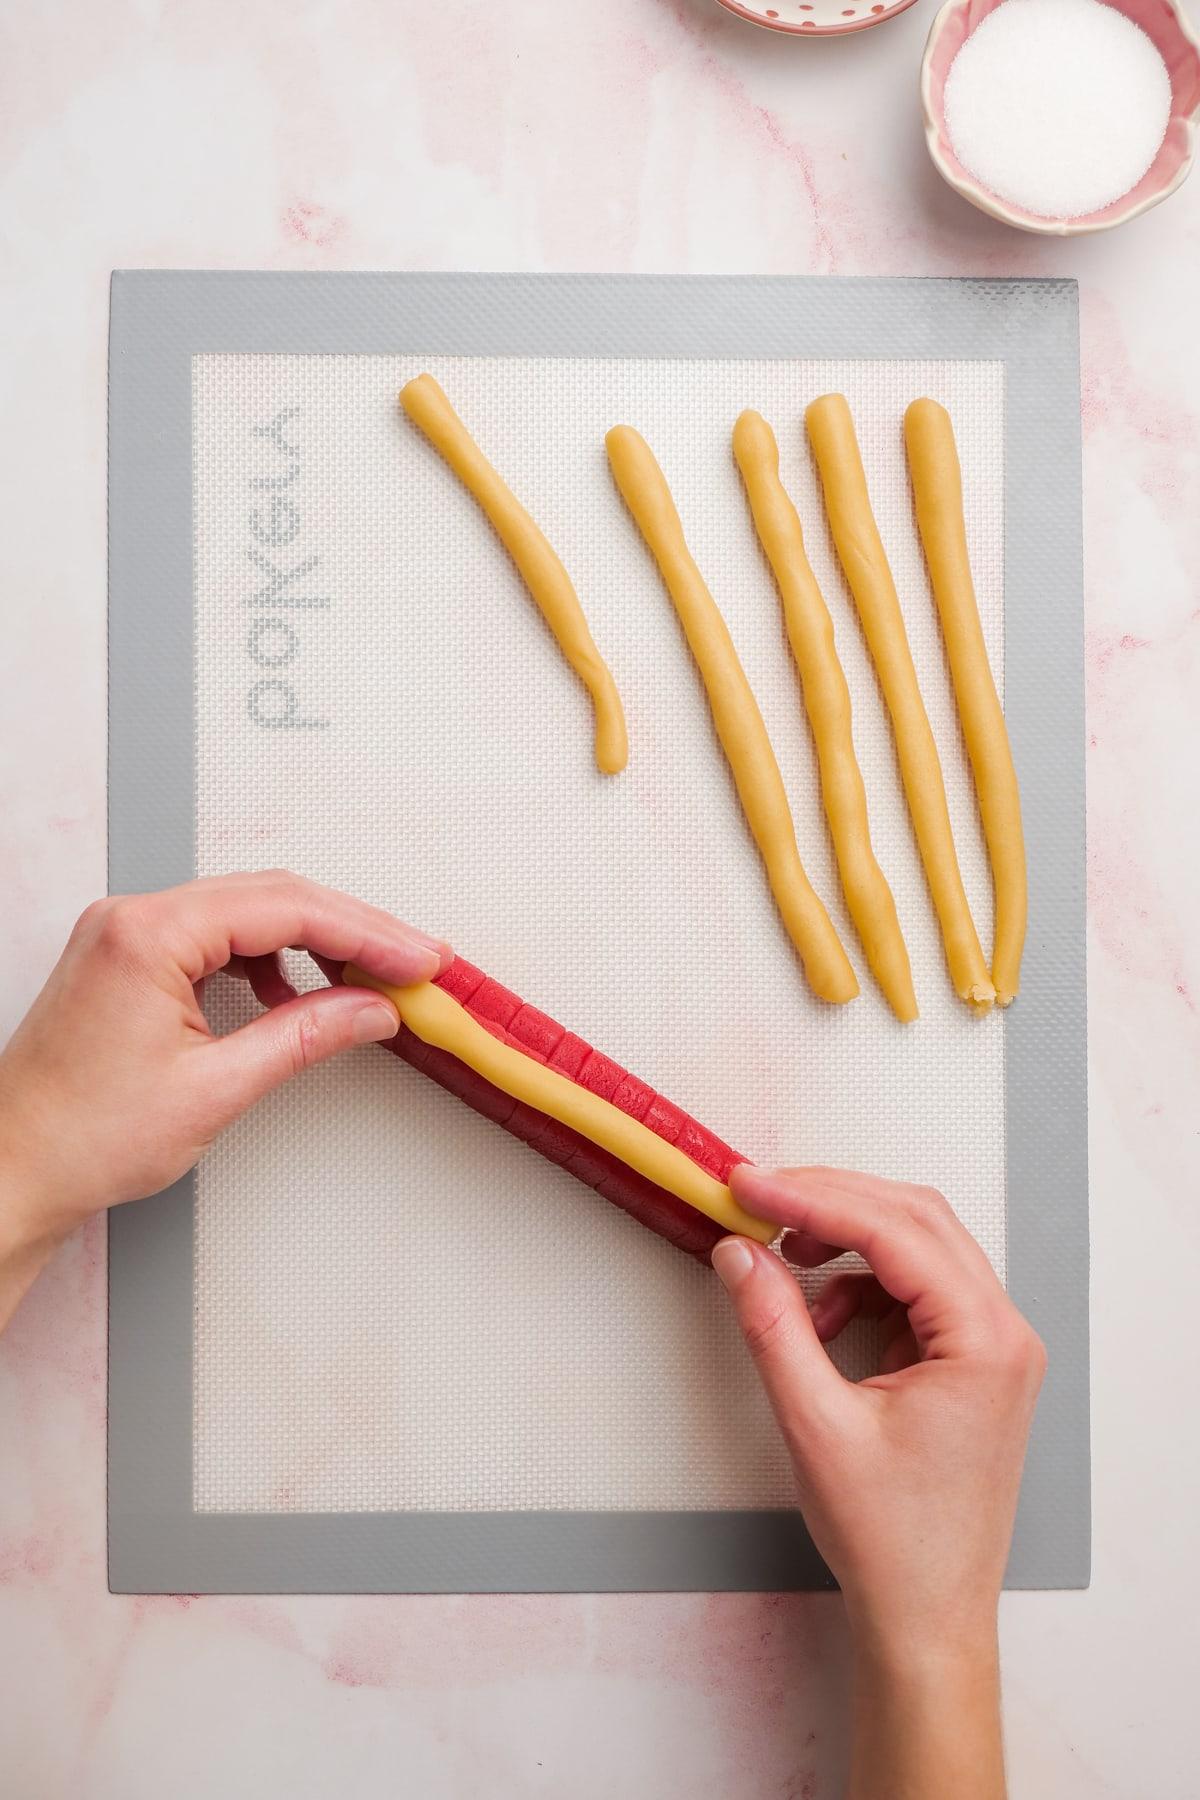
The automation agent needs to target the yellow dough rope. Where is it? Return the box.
[904,398,1027,1006]
[733,410,917,1023]
[606,424,858,1007]
[343,967,777,1242]
[805,394,995,1013]
[400,373,628,776]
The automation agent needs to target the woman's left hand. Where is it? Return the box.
[0,871,449,1325]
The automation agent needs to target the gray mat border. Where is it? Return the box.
[108,272,1088,1594]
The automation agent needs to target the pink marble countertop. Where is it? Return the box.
[2,2,1198,1794]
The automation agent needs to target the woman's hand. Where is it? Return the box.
[0,872,448,1325]
[717,1164,1046,1800]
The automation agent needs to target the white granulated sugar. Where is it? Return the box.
[944,0,1172,219]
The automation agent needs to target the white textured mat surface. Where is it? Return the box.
[193,354,1005,1515]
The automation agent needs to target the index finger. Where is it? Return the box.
[730,1164,1007,1355]
[138,871,451,987]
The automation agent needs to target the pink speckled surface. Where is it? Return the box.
[1,1,1198,1794]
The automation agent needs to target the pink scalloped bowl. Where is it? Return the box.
[713,0,920,36]
[922,0,1200,234]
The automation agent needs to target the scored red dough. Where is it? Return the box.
[379,956,749,1262]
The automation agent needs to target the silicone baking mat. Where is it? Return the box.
[108,273,1088,1592]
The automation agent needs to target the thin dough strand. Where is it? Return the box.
[343,967,777,1242]
[904,398,1027,1006]
[805,394,995,1013]
[606,424,858,1007]
[734,410,917,1022]
[400,374,628,775]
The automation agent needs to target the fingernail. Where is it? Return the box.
[352,1001,401,1045]
[730,1163,774,1196]
[733,1164,822,1207]
[711,1237,755,1292]
[406,929,453,971]
[409,944,446,982]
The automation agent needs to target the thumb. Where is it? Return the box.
[712,1236,843,1431]
[210,985,400,1119]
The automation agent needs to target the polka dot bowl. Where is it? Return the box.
[713,0,920,36]
[921,0,1200,234]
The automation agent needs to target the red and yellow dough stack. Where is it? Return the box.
[344,955,774,1262]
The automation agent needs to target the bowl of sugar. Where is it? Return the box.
[921,0,1200,234]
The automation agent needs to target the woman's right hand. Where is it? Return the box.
[716,1164,1046,1798]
